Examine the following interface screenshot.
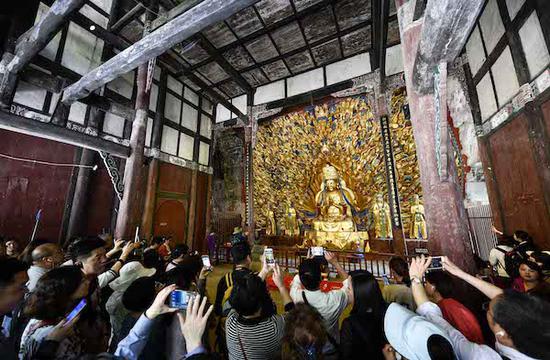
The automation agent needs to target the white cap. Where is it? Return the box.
[384,303,452,360]
[109,261,156,292]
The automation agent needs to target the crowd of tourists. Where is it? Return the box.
[0,228,548,360]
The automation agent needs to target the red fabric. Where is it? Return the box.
[438,298,484,344]
[265,275,343,292]
[158,244,170,258]
[511,277,526,292]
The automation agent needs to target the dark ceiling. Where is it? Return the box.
[117,0,400,100]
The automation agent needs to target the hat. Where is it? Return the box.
[233,227,242,235]
[384,303,451,360]
[109,261,156,292]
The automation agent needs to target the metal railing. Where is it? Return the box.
[467,204,497,261]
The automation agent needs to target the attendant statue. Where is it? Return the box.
[266,210,277,236]
[312,164,357,232]
[285,204,300,236]
[409,194,427,239]
[372,193,392,239]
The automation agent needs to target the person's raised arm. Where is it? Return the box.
[442,256,503,299]
[110,242,137,273]
[106,239,125,258]
[272,263,293,309]
[325,251,349,279]
[178,295,214,357]
[116,285,178,360]
[408,256,431,308]
[258,254,270,280]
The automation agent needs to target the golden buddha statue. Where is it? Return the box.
[372,193,392,239]
[409,194,427,239]
[313,164,357,232]
[285,204,300,236]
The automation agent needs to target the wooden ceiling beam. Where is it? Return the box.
[0,0,87,107]
[110,3,146,32]
[61,0,260,105]
[197,34,254,94]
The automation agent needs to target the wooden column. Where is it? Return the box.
[141,159,159,240]
[114,9,154,238]
[186,169,199,247]
[66,148,96,240]
[141,66,166,239]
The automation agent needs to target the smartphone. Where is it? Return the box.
[169,290,195,310]
[428,256,443,270]
[201,255,212,269]
[382,274,390,285]
[265,248,275,266]
[65,299,87,325]
[311,247,324,257]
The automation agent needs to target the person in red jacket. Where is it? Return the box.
[424,271,485,344]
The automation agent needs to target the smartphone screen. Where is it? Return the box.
[201,255,212,268]
[311,247,324,257]
[382,275,390,285]
[169,290,194,309]
[429,256,443,270]
[65,299,87,325]
[265,248,275,265]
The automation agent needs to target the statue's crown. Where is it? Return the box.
[322,164,339,180]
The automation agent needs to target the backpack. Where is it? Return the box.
[215,272,234,357]
[221,272,234,315]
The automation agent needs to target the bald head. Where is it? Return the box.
[32,243,63,269]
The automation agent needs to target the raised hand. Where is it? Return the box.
[324,250,338,264]
[145,284,178,319]
[45,312,81,342]
[178,295,213,353]
[441,256,464,277]
[272,263,285,289]
[409,255,431,280]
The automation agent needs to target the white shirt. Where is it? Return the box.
[289,275,349,350]
[489,245,513,278]
[417,302,536,360]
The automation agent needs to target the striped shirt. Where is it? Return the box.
[225,310,285,360]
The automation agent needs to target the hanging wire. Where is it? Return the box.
[0,152,98,171]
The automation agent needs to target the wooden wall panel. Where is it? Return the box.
[0,130,76,242]
[158,162,192,194]
[84,162,116,236]
[488,114,550,248]
[543,100,550,141]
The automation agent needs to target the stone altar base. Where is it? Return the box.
[301,230,370,251]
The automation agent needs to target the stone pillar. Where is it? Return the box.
[396,0,474,270]
[66,148,96,240]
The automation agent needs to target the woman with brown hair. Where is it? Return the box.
[282,303,328,360]
[19,266,91,360]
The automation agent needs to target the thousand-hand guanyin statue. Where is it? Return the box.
[302,163,370,251]
[313,164,357,232]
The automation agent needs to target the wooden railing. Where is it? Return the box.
[215,245,404,278]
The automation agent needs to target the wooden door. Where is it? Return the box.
[153,199,187,245]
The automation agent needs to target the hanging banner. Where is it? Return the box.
[380,115,402,228]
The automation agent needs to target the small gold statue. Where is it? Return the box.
[285,204,300,236]
[372,193,393,239]
[409,194,427,239]
[266,210,277,236]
